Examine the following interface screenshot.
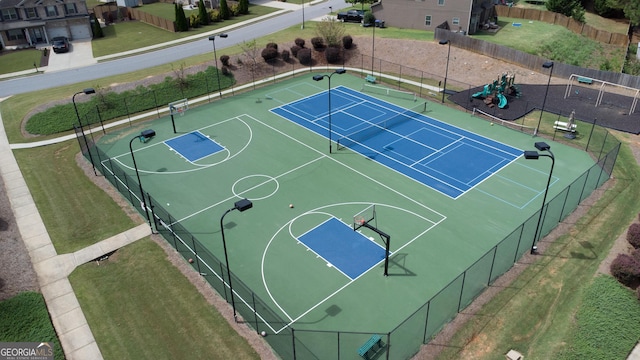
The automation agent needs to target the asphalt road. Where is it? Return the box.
[0,0,347,98]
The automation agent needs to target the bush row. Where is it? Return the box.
[26,67,234,135]
[256,35,355,65]
[610,214,640,296]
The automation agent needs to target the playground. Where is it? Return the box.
[450,76,640,134]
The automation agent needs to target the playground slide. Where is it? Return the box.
[472,84,490,98]
[497,93,507,108]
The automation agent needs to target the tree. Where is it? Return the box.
[546,0,585,22]
[607,0,640,25]
[219,0,230,20]
[240,39,260,87]
[345,0,375,11]
[238,0,249,15]
[198,0,210,25]
[315,17,346,48]
[174,3,188,32]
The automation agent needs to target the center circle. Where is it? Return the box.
[231,174,279,201]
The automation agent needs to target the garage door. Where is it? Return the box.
[70,24,91,40]
[47,27,69,41]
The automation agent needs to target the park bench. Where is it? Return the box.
[577,76,593,85]
[357,334,384,360]
[553,121,577,132]
[365,75,376,84]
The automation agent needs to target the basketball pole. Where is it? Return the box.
[360,222,390,276]
[170,106,177,133]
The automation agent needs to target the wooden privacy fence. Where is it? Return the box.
[496,5,629,46]
[436,28,640,89]
[127,7,176,32]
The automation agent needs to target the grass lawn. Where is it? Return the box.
[91,4,278,58]
[472,17,625,70]
[69,237,260,360]
[0,48,44,74]
[0,292,64,359]
[13,141,136,254]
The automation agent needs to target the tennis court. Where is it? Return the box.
[271,85,522,198]
[94,73,600,359]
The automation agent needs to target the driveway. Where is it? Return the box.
[45,38,96,72]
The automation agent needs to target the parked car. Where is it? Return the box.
[51,37,70,53]
[336,9,365,23]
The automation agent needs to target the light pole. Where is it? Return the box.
[439,39,451,104]
[208,33,228,99]
[220,198,253,321]
[371,15,376,75]
[129,129,156,229]
[313,69,346,154]
[301,0,304,29]
[73,88,97,175]
[524,141,555,254]
[534,61,554,136]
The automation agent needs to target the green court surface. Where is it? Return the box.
[95,74,597,359]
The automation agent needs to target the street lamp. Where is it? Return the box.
[129,129,156,229]
[524,141,555,254]
[220,198,253,321]
[534,61,554,136]
[301,0,304,29]
[439,39,451,104]
[208,33,228,99]
[73,88,97,175]
[313,69,346,154]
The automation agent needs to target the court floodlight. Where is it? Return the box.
[129,129,156,229]
[234,198,253,212]
[524,142,555,254]
[535,142,550,151]
[220,198,253,321]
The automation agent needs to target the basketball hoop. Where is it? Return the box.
[355,215,366,226]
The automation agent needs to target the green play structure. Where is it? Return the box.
[472,72,520,109]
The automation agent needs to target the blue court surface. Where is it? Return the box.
[165,131,224,162]
[298,217,387,280]
[271,86,523,198]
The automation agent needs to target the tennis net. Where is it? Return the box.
[361,83,417,101]
[337,101,427,150]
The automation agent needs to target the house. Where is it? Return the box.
[371,0,497,35]
[0,0,92,49]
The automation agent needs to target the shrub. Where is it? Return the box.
[221,66,230,76]
[363,11,375,26]
[628,223,640,249]
[208,9,221,22]
[633,248,640,263]
[281,49,290,62]
[311,36,325,50]
[325,46,341,63]
[297,48,312,65]
[610,253,640,287]
[189,13,200,28]
[261,47,279,62]
[220,55,230,67]
[342,35,353,49]
[229,3,239,17]
[290,45,301,57]
[266,42,278,50]
[295,38,305,47]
